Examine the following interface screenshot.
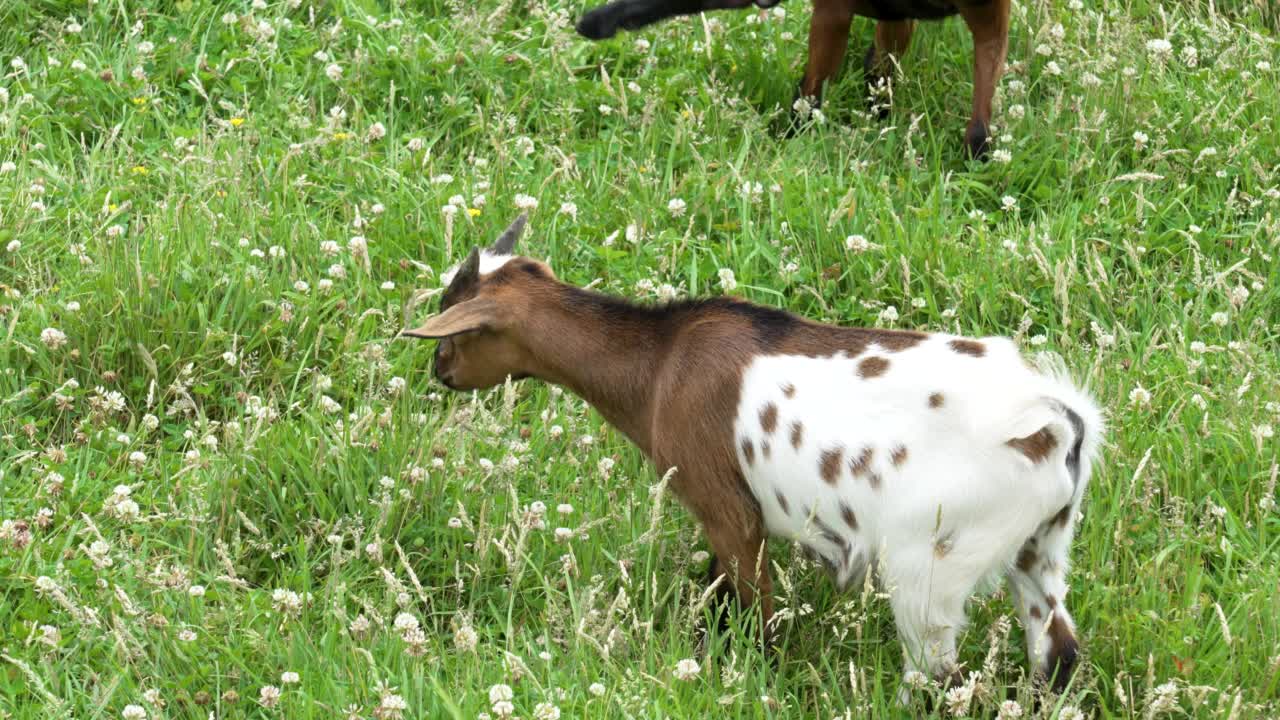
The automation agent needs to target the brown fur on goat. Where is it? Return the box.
[405,215,1101,695]
[575,0,1010,158]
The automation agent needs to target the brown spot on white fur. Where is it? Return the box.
[820,447,844,485]
[759,403,778,434]
[781,382,796,398]
[890,444,908,467]
[762,441,772,460]
[1008,428,1058,464]
[849,446,874,477]
[1029,605,1042,619]
[1017,548,1037,572]
[741,438,755,466]
[857,356,889,378]
[1045,595,1057,609]
[840,502,858,531]
[949,339,986,357]
[928,392,945,408]
[790,421,804,450]
[1051,504,1072,527]
[868,472,882,490]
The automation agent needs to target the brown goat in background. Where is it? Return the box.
[576,0,1010,159]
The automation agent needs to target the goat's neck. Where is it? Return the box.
[521,286,663,455]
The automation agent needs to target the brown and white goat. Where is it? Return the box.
[575,0,1010,158]
[403,214,1103,695]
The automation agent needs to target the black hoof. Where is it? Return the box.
[965,121,990,161]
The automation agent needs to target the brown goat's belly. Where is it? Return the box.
[850,0,965,21]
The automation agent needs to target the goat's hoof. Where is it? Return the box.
[964,122,991,161]
[1045,637,1080,694]
[575,9,620,39]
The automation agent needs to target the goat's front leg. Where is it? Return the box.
[797,0,857,110]
[958,0,1010,159]
[695,492,774,647]
[885,542,985,705]
[863,20,916,119]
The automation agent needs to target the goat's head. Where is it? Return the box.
[401,213,557,390]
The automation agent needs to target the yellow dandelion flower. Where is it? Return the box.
[333,132,351,141]
[108,203,119,213]
[230,117,245,127]
[131,166,149,176]
[467,208,481,217]
[131,97,147,106]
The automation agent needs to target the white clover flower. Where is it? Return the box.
[325,63,343,81]
[673,658,701,681]
[366,122,386,141]
[1129,386,1151,407]
[128,451,147,467]
[514,194,538,211]
[533,703,560,720]
[554,527,574,542]
[222,351,237,366]
[588,682,606,697]
[997,699,1024,719]
[281,671,300,685]
[1181,45,1198,68]
[488,684,514,704]
[451,623,478,651]
[634,38,650,52]
[845,234,870,252]
[667,198,687,217]
[878,305,899,324]
[718,268,737,292]
[122,705,147,720]
[992,149,1012,164]
[1001,195,1018,211]
[1146,38,1173,62]
[258,685,282,708]
[188,585,206,597]
[40,328,68,349]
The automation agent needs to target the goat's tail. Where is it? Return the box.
[999,357,1105,491]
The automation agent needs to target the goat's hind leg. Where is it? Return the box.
[1008,506,1081,693]
[958,0,1010,159]
[863,20,916,119]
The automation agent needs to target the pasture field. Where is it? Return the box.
[1,0,1279,717]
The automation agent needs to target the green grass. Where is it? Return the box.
[2,0,1279,717]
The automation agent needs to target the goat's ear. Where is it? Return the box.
[444,247,482,293]
[489,212,528,255]
[401,298,501,339]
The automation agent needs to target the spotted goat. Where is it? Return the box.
[403,214,1104,695]
[574,0,1012,159]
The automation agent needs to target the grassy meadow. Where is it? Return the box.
[2,0,1279,717]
